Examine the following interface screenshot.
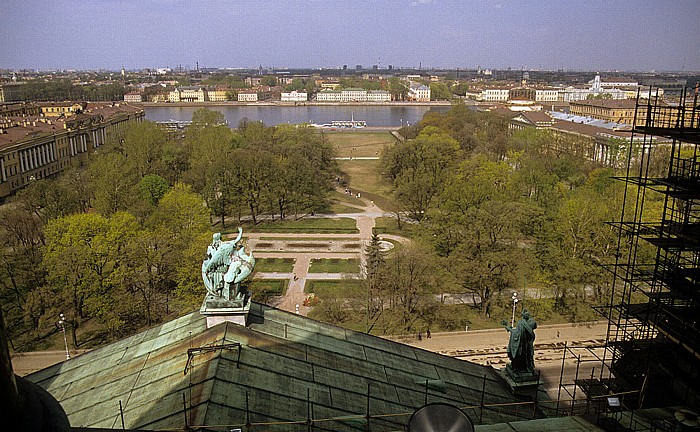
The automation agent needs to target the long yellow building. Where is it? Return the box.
[0,101,144,199]
[569,99,640,125]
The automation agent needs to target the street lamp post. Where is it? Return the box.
[58,313,70,360]
[511,293,519,327]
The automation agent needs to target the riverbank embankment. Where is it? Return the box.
[138,101,453,108]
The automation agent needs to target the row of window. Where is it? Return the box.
[0,122,120,187]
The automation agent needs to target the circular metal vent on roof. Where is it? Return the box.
[408,403,474,432]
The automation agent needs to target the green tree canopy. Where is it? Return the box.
[382,127,461,220]
[429,82,452,101]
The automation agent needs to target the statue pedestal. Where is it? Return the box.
[200,295,250,328]
[499,365,541,398]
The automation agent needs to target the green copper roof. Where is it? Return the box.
[28,303,542,431]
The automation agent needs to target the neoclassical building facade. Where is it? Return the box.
[0,102,144,199]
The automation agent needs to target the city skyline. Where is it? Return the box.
[2,0,699,72]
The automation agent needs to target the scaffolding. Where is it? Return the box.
[594,86,700,411]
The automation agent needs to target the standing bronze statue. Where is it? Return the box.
[502,309,537,376]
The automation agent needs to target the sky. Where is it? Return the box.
[2,0,699,72]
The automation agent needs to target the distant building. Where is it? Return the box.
[559,74,645,102]
[315,90,342,102]
[506,87,559,103]
[277,76,296,86]
[508,111,616,163]
[237,91,259,102]
[594,76,639,89]
[508,111,556,131]
[557,87,596,102]
[123,92,143,103]
[341,88,367,102]
[245,77,263,86]
[507,109,663,166]
[320,81,341,90]
[0,102,41,117]
[480,88,510,102]
[407,84,430,101]
[569,99,641,125]
[534,88,559,102]
[179,86,208,102]
[207,88,229,102]
[366,90,391,102]
[314,88,391,103]
[169,86,208,102]
[621,87,663,99]
[509,87,536,101]
[237,88,272,102]
[0,102,144,198]
[39,102,87,117]
[281,91,308,102]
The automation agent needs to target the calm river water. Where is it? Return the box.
[144,105,450,127]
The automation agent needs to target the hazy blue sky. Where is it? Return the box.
[2,0,699,71]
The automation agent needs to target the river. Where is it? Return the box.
[144,105,451,128]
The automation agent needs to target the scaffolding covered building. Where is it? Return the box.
[598,86,700,411]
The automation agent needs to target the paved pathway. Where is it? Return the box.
[398,321,609,354]
[396,321,610,398]
[11,350,89,376]
[247,191,407,316]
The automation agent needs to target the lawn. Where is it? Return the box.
[308,258,361,274]
[259,236,352,241]
[305,279,364,296]
[326,132,397,158]
[246,217,358,234]
[323,190,367,214]
[329,190,365,208]
[250,279,288,302]
[374,216,417,239]
[337,159,397,212]
[254,258,296,273]
[324,202,363,214]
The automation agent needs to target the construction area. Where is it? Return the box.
[578,86,700,430]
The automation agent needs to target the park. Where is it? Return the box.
[7,112,615,409]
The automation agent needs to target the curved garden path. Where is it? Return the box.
[242,193,410,316]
